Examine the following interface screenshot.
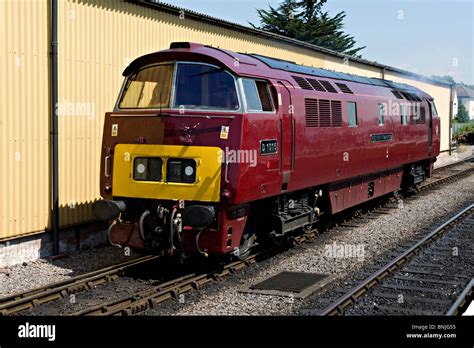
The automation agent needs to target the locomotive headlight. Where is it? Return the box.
[133,157,162,181]
[167,158,196,183]
[136,163,146,174]
[184,165,194,176]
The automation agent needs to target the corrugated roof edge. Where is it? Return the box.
[127,0,452,89]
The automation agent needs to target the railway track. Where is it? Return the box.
[0,255,159,315]
[0,158,473,316]
[318,204,474,316]
[427,157,474,188]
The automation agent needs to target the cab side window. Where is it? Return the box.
[347,102,358,127]
[243,79,274,112]
[378,103,385,125]
[401,104,408,125]
[429,100,439,117]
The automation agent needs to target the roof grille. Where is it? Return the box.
[307,78,326,92]
[391,89,404,99]
[335,83,354,94]
[319,80,338,93]
[401,91,422,102]
[331,100,343,127]
[402,92,413,101]
[305,99,319,127]
[319,100,331,127]
[250,54,446,90]
[292,76,313,90]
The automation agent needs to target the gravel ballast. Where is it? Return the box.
[0,246,141,297]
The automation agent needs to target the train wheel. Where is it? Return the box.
[269,234,287,247]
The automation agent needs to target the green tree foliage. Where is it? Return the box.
[453,122,474,144]
[251,0,365,57]
[456,104,470,123]
[431,75,456,85]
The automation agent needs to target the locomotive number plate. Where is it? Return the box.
[260,140,278,155]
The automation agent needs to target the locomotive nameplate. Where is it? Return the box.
[370,133,392,142]
[260,139,278,155]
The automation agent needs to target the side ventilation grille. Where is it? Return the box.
[305,98,343,128]
[331,101,343,127]
[318,100,331,127]
[305,99,319,127]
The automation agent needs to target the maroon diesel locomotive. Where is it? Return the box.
[93,42,440,258]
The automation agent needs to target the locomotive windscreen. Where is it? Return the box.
[119,63,174,109]
[174,63,239,110]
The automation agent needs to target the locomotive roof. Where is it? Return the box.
[248,54,422,95]
[124,42,430,99]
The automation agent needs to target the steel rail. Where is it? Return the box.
[446,279,473,316]
[318,204,474,316]
[0,254,159,315]
[72,258,257,316]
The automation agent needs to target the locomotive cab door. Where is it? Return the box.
[276,81,294,189]
[426,99,433,153]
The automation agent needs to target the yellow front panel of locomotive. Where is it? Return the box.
[112,144,222,202]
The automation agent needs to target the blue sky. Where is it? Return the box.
[163,0,474,84]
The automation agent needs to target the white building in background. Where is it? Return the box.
[456,85,474,120]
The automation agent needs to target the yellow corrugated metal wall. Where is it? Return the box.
[0,0,50,239]
[0,0,453,240]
